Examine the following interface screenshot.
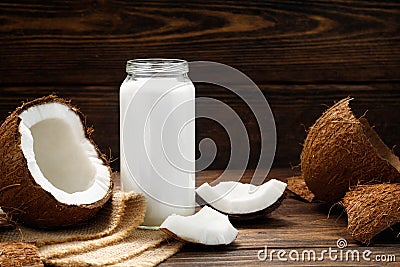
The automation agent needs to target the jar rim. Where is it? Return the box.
[126,58,188,75]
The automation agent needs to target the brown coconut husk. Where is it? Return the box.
[301,97,400,203]
[343,183,400,245]
[0,242,43,266]
[286,176,315,202]
[0,95,113,229]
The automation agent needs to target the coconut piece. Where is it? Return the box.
[0,242,43,266]
[0,95,113,228]
[160,206,238,245]
[196,180,286,219]
[343,184,400,245]
[301,97,400,203]
[286,176,315,202]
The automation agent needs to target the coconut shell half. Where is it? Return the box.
[343,184,400,245]
[301,97,400,203]
[0,95,113,228]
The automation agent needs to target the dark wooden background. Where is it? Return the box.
[0,0,399,170]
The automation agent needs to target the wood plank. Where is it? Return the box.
[0,0,399,85]
[160,247,400,266]
[0,84,398,170]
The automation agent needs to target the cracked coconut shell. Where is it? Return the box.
[343,184,400,245]
[0,95,113,228]
[286,176,315,203]
[301,97,400,203]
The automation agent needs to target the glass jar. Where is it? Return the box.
[120,59,195,226]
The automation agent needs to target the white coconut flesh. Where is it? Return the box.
[160,206,238,245]
[19,102,111,205]
[196,179,287,214]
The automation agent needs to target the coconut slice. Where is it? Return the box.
[160,206,238,245]
[0,95,113,228]
[301,97,400,203]
[343,183,400,245]
[196,179,286,219]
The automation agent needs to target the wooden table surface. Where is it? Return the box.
[158,169,400,266]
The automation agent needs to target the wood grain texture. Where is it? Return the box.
[0,1,399,170]
[0,84,398,170]
[0,0,399,85]
[160,247,400,266]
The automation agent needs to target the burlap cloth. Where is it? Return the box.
[0,191,183,266]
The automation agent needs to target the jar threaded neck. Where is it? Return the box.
[126,58,188,75]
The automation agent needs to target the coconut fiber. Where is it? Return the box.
[0,191,183,266]
[343,184,400,245]
[286,176,315,203]
[0,242,43,266]
[301,97,400,203]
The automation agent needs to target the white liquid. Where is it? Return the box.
[120,75,195,226]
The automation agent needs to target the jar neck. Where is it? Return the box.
[126,58,188,78]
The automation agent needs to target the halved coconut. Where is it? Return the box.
[301,97,400,203]
[0,95,113,228]
[160,206,238,245]
[343,184,400,245]
[196,179,286,219]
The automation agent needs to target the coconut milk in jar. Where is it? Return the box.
[120,59,195,226]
